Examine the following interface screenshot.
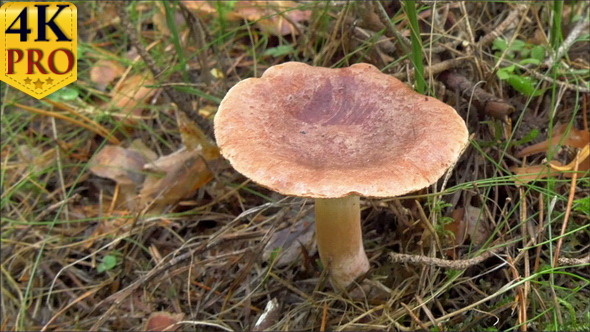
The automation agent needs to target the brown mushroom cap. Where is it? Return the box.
[215,62,468,198]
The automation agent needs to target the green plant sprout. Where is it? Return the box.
[492,38,546,97]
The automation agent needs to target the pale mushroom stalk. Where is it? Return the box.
[314,196,369,289]
[214,62,469,290]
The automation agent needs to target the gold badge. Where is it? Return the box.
[1,2,77,99]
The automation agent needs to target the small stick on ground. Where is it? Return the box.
[476,4,529,48]
[545,15,590,67]
[552,152,581,268]
[438,70,515,120]
[393,56,472,81]
[558,255,590,266]
[374,1,411,55]
[391,247,589,269]
[389,246,505,269]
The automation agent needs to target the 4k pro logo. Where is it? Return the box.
[1,2,77,99]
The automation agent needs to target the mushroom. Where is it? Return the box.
[214,62,469,289]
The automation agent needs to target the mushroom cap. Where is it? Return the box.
[214,62,469,198]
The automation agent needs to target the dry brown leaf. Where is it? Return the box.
[139,148,213,213]
[549,145,590,176]
[513,125,589,183]
[511,163,563,184]
[181,1,217,16]
[89,145,147,186]
[176,111,220,160]
[446,205,490,247]
[18,145,58,174]
[446,208,467,246]
[129,139,158,162]
[463,205,490,246]
[90,59,125,91]
[234,1,311,36]
[143,311,183,331]
[111,74,156,116]
[516,125,589,158]
[183,1,311,36]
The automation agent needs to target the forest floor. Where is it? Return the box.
[1,1,589,331]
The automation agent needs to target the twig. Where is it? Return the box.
[320,302,328,332]
[393,56,471,81]
[374,1,411,55]
[390,247,590,269]
[389,246,506,269]
[476,4,529,48]
[557,255,590,266]
[437,70,515,119]
[552,150,581,268]
[43,99,114,140]
[178,2,211,86]
[401,302,429,330]
[545,14,590,67]
[524,66,590,93]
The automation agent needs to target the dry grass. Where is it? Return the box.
[1,1,589,331]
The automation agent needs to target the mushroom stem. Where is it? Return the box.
[314,195,370,289]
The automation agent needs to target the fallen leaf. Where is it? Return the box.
[446,205,490,246]
[111,74,156,116]
[181,1,217,16]
[513,125,589,182]
[89,145,148,186]
[144,311,183,331]
[263,212,316,267]
[89,143,157,211]
[446,208,467,246]
[140,148,213,213]
[511,163,562,184]
[234,1,311,36]
[176,111,220,159]
[183,1,311,36]
[516,124,589,158]
[549,145,590,175]
[90,59,126,91]
[463,205,490,246]
[17,145,58,174]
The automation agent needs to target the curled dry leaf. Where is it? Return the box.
[90,59,125,91]
[140,148,213,213]
[516,124,589,158]
[549,145,590,174]
[143,311,183,332]
[513,125,589,183]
